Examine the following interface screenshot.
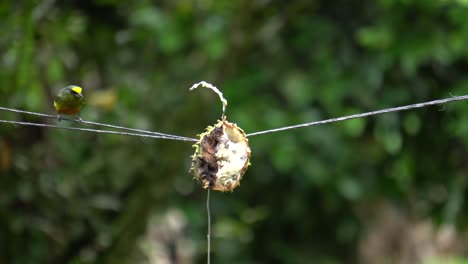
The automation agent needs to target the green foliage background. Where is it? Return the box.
[1,0,468,263]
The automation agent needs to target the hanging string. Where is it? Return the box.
[0,106,197,142]
[206,189,211,264]
[246,94,468,137]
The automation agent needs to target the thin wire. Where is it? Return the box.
[0,119,195,142]
[206,189,211,264]
[0,106,197,142]
[247,94,468,137]
[3,94,468,140]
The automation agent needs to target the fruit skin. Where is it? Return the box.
[190,118,251,192]
[53,85,85,120]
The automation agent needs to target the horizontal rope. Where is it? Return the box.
[0,119,196,142]
[2,94,468,140]
[246,94,468,137]
[0,106,197,142]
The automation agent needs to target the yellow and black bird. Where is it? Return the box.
[53,85,85,121]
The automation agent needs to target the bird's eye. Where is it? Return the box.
[71,90,78,94]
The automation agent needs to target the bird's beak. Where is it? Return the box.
[74,93,83,98]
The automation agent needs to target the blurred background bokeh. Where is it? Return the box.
[1,1,468,263]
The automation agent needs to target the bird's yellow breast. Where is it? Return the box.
[54,100,81,115]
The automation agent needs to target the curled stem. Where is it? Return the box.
[190,81,228,117]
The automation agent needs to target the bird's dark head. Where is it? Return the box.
[65,85,83,98]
